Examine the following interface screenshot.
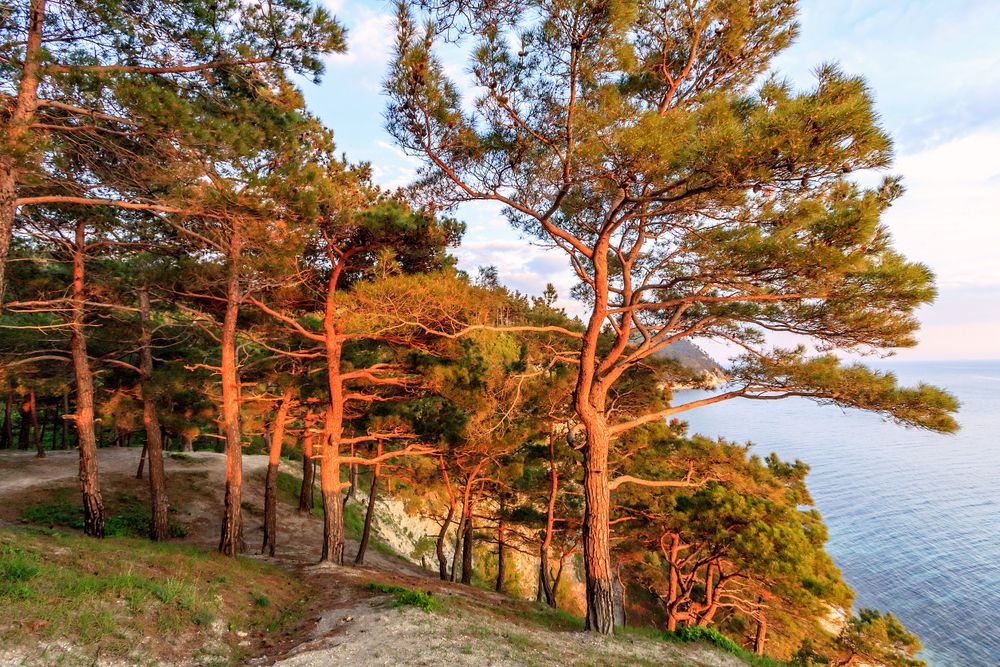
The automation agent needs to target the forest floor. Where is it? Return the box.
[0,448,751,667]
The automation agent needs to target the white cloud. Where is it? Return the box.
[885,129,1000,289]
[454,240,580,311]
[327,7,395,70]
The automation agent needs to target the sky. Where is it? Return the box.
[299,0,1000,361]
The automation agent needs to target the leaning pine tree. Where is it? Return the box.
[387,0,959,633]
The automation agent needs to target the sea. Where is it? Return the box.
[673,360,1000,666]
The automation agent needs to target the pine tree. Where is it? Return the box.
[0,0,346,300]
[387,0,959,632]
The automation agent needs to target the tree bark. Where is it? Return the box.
[580,420,614,634]
[437,501,456,580]
[70,218,104,537]
[551,554,567,606]
[218,226,244,556]
[262,386,293,556]
[665,533,681,632]
[754,607,767,655]
[0,0,45,302]
[355,440,382,565]
[138,287,168,540]
[495,517,506,592]
[298,412,315,513]
[319,404,345,563]
[541,425,559,606]
[461,508,475,584]
[29,391,44,458]
[319,265,346,564]
[136,441,148,478]
[570,231,617,634]
[435,455,456,580]
[0,393,12,449]
[450,513,463,583]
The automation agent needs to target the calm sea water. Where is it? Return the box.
[674,361,1000,666]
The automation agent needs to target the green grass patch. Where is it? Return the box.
[19,491,189,538]
[365,582,437,612]
[0,527,310,664]
[641,625,788,667]
[521,603,586,632]
[275,470,320,512]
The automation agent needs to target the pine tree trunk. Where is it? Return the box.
[319,425,345,564]
[218,228,244,556]
[17,398,30,450]
[665,533,681,632]
[319,405,345,564]
[495,518,506,592]
[754,609,767,655]
[450,514,463,583]
[0,393,12,449]
[70,218,104,537]
[552,556,567,604]
[461,509,474,585]
[355,443,381,566]
[436,456,456,580]
[581,420,614,634]
[29,392,44,458]
[0,0,45,302]
[319,267,346,565]
[437,501,455,580]
[136,441,147,479]
[181,432,193,452]
[262,386,293,557]
[541,425,559,606]
[138,287,168,541]
[298,414,314,514]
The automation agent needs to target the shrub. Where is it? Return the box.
[365,582,437,612]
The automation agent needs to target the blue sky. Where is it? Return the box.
[299,0,1000,360]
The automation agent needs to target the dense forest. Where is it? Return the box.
[0,0,959,664]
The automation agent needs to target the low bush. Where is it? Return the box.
[366,582,437,612]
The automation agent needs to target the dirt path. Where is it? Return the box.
[0,450,740,667]
[0,448,427,574]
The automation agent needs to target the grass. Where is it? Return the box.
[616,624,788,667]
[19,488,189,538]
[521,602,586,632]
[0,527,311,665]
[275,469,319,511]
[366,582,438,612]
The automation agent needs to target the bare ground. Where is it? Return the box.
[0,449,744,667]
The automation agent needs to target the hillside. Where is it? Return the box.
[653,339,729,388]
[0,449,762,667]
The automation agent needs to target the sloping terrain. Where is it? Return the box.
[0,449,753,666]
